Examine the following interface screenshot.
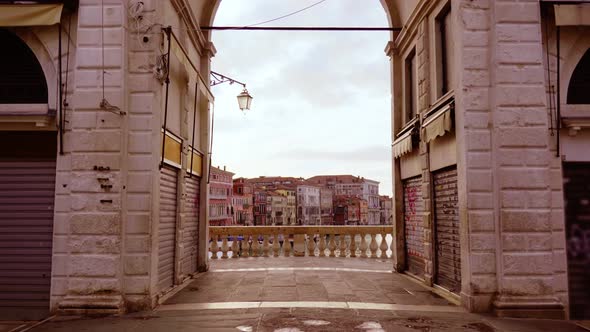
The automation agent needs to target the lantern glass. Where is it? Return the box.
[237,88,253,111]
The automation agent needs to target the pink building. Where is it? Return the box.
[208,166,234,226]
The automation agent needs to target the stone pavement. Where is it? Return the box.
[23,258,588,332]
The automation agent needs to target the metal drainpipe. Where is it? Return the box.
[556,25,561,158]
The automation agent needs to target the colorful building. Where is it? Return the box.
[253,189,268,226]
[275,187,297,225]
[208,166,233,226]
[232,178,253,225]
[267,192,288,225]
[296,185,321,225]
[379,195,393,225]
[307,175,380,224]
[320,188,334,225]
[333,195,367,225]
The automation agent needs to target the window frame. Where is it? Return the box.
[431,0,454,103]
[403,47,418,125]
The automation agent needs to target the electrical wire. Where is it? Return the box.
[245,0,328,27]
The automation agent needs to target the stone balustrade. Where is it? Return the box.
[209,226,394,259]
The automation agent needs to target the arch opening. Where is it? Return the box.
[567,48,590,104]
[0,28,48,104]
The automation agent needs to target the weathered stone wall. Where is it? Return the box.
[37,0,212,314]
[455,0,566,317]
[54,0,127,313]
[454,0,496,312]
[390,0,568,317]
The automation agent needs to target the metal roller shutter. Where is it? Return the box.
[181,176,200,277]
[158,166,178,293]
[563,163,590,320]
[433,166,461,294]
[403,176,425,278]
[0,155,56,319]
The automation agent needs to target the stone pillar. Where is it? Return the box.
[490,0,563,318]
[455,0,497,312]
[123,0,159,311]
[387,34,406,272]
[416,19,434,286]
[58,0,127,314]
[456,0,565,317]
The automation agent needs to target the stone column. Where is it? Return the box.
[455,0,565,317]
[490,0,564,318]
[58,0,127,314]
[416,19,434,286]
[387,38,406,272]
[455,0,497,312]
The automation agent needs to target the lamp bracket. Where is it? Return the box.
[210,71,246,88]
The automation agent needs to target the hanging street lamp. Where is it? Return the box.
[237,87,253,111]
[210,71,253,111]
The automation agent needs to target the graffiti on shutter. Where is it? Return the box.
[403,176,425,278]
[433,166,461,294]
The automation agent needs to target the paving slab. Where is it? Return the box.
[23,258,588,331]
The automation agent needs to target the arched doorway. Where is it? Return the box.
[563,47,590,320]
[0,28,57,320]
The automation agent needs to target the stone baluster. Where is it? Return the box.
[349,233,357,258]
[262,235,270,257]
[252,234,260,257]
[283,235,291,257]
[272,233,280,257]
[241,236,250,258]
[360,233,368,258]
[318,233,327,257]
[231,235,239,259]
[339,234,348,257]
[210,235,219,260]
[328,233,336,257]
[369,234,378,258]
[221,235,229,259]
[379,233,389,258]
[390,232,395,255]
[307,233,316,257]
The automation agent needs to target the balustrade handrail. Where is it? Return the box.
[208,225,394,260]
[209,225,393,235]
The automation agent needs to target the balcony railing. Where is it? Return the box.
[209,226,393,259]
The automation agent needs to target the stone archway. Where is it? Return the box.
[199,0,402,33]
[190,0,405,274]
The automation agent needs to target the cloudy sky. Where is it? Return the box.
[210,0,393,195]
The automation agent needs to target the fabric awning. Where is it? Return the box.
[393,130,413,159]
[422,103,453,143]
[0,4,63,26]
[554,4,590,26]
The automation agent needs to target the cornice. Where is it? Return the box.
[171,0,208,56]
[395,0,440,55]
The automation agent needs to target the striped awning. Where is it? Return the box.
[0,4,63,26]
[393,129,413,159]
[422,103,453,143]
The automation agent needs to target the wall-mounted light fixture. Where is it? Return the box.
[210,71,253,111]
